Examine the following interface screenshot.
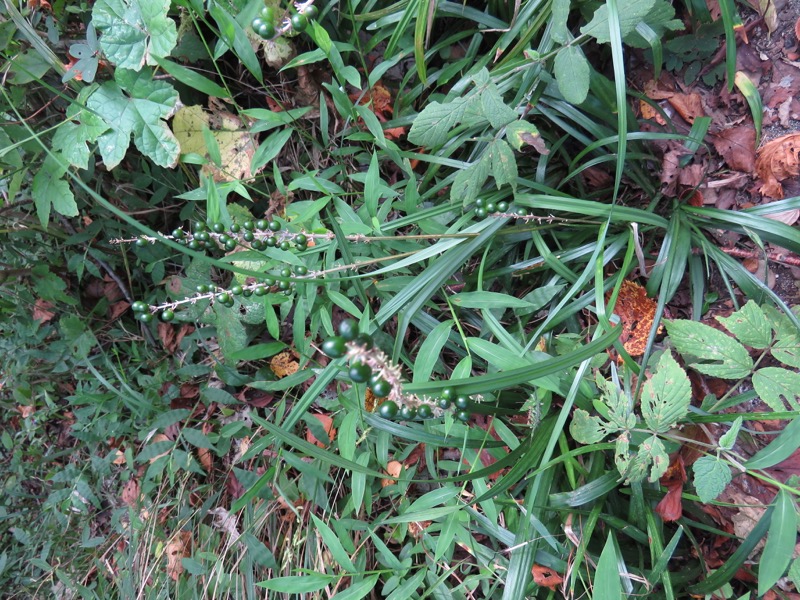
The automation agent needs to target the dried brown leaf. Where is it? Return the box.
[165,531,192,581]
[270,350,299,378]
[305,413,336,448]
[756,133,800,199]
[667,93,705,123]
[712,126,756,173]
[609,280,662,357]
[532,564,564,590]
[32,298,56,323]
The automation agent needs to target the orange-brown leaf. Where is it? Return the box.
[270,350,299,378]
[755,133,800,199]
[531,564,563,590]
[305,413,336,448]
[166,531,192,581]
[609,280,662,357]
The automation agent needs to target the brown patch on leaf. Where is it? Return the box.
[32,298,56,322]
[608,280,662,357]
[712,126,756,173]
[531,564,563,590]
[756,133,800,198]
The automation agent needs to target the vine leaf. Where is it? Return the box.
[450,154,490,205]
[692,455,732,503]
[640,352,691,433]
[408,97,472,148]
[86,68,180,169]
[93,0,177,70]
[488,139,517,191]
[664,319,753,379]
[51,90,110,169]
[32,155,78,227]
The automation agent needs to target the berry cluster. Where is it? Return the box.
[473,199,530,220]
[252,1,318,40]
[321,319,475,423]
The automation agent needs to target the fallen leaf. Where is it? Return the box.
[712,126,756,172]
[270,350,299,378]
[197,422,214,472]
[756,133,800,198]
[16,405,35,418]
[109,300,130,321]
[147,433,171,464]
[305,413,336,448]
[382,460,402,487]
[408,520,431,540]
[32,298,55,322]
[655,456,687,522]
[532,564,564,590]
[608,280,663,357]
[667,93,705,123]
[121,478,142,508]
[762,208,799,226]
[165,531,192,581]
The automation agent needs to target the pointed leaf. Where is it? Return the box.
[594,535,623,598]
[480,84,517,129]
[746,416,800,470]
[640,352,691,433]
[554,46,590,105]
[718,416,743,451]
[581,0,657,42]
[693,456,732,502]
[665,319,753,379]
[716,300,772,349]
[32,156,77,227]
[752,367,800,411]
[450,154,490,205]
[408,97,469,147]
[759,489,798,596]
[489,139,518,191]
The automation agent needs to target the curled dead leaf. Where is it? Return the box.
[667,93,705,123]
[532,564,563,590]
[655,456,687,522]
[756,133,800,199]
[382,460,402,487]
[165,531,192,581]
[32,298,56,323]
[608,280,662,357]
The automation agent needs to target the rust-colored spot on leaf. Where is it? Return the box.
[609,280,662,357]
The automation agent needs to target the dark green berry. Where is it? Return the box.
[475,198,485,207]
[263,277,275,286]
[321,336,347,358]
[229,223,241,233]
[437,398,451,410]
[278,280,290,290]
[417,404,433,419]
[256,219,268,231]
[138,312,154,323]
[295,265,308,276]
[196,284,209,293]
[456,410,470,422]
[259,5,274,21]
[161,309,175,322]
[211,222,225,233]
[516,207,528,217]
[338,318,359,341]
[243,231,255,242]
[224,239,237,251]
[193,221,207,232]
[485,202,496,213]
[230,285,243,296]
[268,220,281,232]
[254,285,267,296]
[216,292,232,304]
[295,234,307,246]
[300,4,318,19]
[265,236,277,247]
[475,208,488,219]
[454,395,470,410]
[399,405,416,420]
[187,240,200,250]
[243,220,255,230]
[377,401,398,419]
[172,228,185,239]
[496,201,509,212]
[349,360,372,383]
[257,22,275,39]
[132,301,148,313]
[195,231,210,242]
[251,240,265,251]
[353,333,373,350]
[441,388,455,401]
[280,267,292,278]
[290,12,308,31]
[135,238,147,247]
[243,289,253,297]
[369,375,391,398]
[278,240,290,251]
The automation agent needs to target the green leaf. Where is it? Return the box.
[665,319,753,379]
[752,367,800,411]
[451,291,536,310]
[773,332,800,369]
[51,95,110,169]
[92,0,177,70]
[86,69,180,168]
[718,416,742,451]
[32,155,78,227]
[746,416,800,470]
[716,300,772,349]
[581,0,657,43]
[789,556,800,592]
[570,409,608,444]
[640,352,691,433]
[251,128,293,172]
[693,456,732,502]
[153,57,229,98]
[181,428,216,451]
[554,46,590,105]
[624,434,669,483]
[330,575,380,600]
[480,85,518,129]
[408,97,469,147]
[505,120,548,154]
[488,139,517,191]
[759,489,798,596]
[257,574,335,592]
[594,535,623,598]
[310,514,356,573]
[413,320,453,383]
[213,302,248,363]
[551,0,571,43]
[450,154,490,205]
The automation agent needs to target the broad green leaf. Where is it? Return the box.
[570,409,607,444]
[450,154,490,205]
[257,574,335,592]
[716,300,772,349]
[413,320,453,383]
[746,416,800,470]
[51,94,109,169]
[408,97,469,147]
[693,456,731,502]
[624,434,669,482]
[181,428,216,450]
[480,85,518,129]
[773,333,800,368]
[718,416,742,451]
[759,489,798,596]
[505,120,548,154]
[665,319,753,379]
[213,302,248,363]
[92,0,177,70]
[87,69,179,168]
[488,139,517,191]
[752,367,800,411]
[32,155,78,227]
[640,352,691,433]
[551,0,571,43]
[581,0,657,43]
[594,535,623,598]
[451,291,536,310]
[599,376,636,431]
[331,574,380,599]
[554,46,590,105]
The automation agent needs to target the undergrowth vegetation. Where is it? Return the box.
[1,0,799,598]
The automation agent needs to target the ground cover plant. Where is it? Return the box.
[1,0,800,598]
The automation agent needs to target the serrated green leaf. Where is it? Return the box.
[450,154,490,205]
[598,376,636,431]
[615,431,631,476]
[718,416,742,451]
[51,98,109,169]
[665,319,753,379]
[752,367,800,411]
[213,302,248,363]
[87,69,179,168]
[505,120,548,154]
[488,139,517,191]
[480,85,517,129]
[773,333,800,368]
[554,46,590,104]
[645,435,669,482]
[716,300,772,349]
[693,456,732,502]
[92,0,177,70]
[32,156,77,227]
[408,97,469,147]
[570,409,607,444]
[641,352,691,433]
[759,489,798,596]
[581,0,657,43]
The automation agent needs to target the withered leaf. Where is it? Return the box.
[609,280,662,357]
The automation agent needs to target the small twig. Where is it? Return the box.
[693,245,800,267]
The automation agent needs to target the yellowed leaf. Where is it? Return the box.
[165,531,192,581]
[270,350,299,378]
